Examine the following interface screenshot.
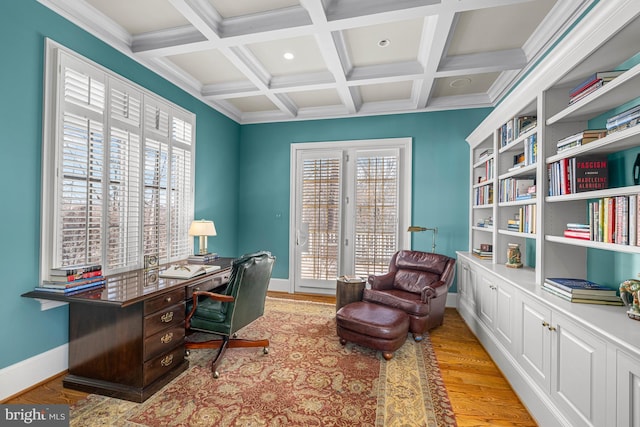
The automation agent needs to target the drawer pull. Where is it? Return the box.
[161,332,174,344]
[165,296,172,303]
[161,311,174,323]
[161,354,174,367]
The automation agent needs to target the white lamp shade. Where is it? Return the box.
[189,219,217,236]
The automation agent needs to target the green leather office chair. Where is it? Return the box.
[185,251,275,378]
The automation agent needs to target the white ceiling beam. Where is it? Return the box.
[301,0,358,113]
[436,48,527,77]
[415,13,455,109]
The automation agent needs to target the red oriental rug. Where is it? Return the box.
[70,298,456,426]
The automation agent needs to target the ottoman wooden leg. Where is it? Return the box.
[339,338,347,345]
[382,352,394,360]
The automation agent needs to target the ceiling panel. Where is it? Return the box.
[447,0,558,55]
[167,49,247,85]
[247,35,329,76]
[287,89,343,109]
[359,81,413,103]
[207,0,300,19]
[343,18,424,67]
[43,0,593,124]
[85,0,190,35]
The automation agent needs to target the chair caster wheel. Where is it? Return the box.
[213,371,220,379]
[263,347,269,355]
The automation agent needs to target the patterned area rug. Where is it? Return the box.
[70,298,456,426]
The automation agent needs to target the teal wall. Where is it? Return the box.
[0,0,240,369]
[238,110,491,280]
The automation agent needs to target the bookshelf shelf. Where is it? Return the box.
[546,125,640,163]
[545,235,640,254]
[498,229,537,239]
[547,62,640,125]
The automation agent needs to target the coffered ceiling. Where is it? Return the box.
[39,0,592,124]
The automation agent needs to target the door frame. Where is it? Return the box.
[288,137,412,294]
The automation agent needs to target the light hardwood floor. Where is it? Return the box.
[5,292,537,426]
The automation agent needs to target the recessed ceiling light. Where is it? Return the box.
[378,39,390,48]
[283,52,295,60]
[449,78,472,88]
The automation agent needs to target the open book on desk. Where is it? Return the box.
[159,264,221,279]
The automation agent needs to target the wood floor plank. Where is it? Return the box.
[3,295,538,426]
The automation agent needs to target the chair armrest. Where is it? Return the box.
[368,271,396,290]
[185,291,235,325]
[420,281,445,303]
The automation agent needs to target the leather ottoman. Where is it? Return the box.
[336,301,410,360]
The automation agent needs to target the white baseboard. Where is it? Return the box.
[267,278,291,293]
[446,292,458,308]
[0,344,68,402]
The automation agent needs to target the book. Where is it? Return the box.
[46,269,103,282]
[574,156,608,192]
[544,278,617,296]
[159,264,219,279]
[50,264,102,276]
[569,70,626,96]
[41,275,105,289]
[35,280,105,294]
[563,229,590,240]
[541,284,623,305]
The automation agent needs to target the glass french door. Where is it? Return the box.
[292,140,409,294]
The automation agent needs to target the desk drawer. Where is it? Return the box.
[144,302,185,337]
[144,288,185,316]
[143,345,185,386]
[144,325,185,361]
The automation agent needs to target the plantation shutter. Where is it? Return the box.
[56,53,106,268]
[169,115,193,260]
[45,43,195,276]
[354,150,399,277]
[107,80,142,270]
[300,155,342,280]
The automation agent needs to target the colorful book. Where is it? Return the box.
[41,275,105,289]
[544,278,617,296]
[574,156,608,192]
[35,280,105,294]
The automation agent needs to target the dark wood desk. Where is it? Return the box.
[22,258,234,402]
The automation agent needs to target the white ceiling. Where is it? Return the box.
[39,0,593,124]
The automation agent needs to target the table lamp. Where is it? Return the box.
[408,225,438,253]
[189,219,217,255]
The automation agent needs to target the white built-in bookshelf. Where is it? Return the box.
[460,1,640,426]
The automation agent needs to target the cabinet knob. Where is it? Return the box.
[542,321,549,327]
[161,311,174,323]
[161,354,174,367]
[165,297,172,303]
[548,326,557,332]
[161,332,174,344]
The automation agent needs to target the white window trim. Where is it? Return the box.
[40,38,196,281]
[288,137,412,292]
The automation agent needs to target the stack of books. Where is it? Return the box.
[606,104,640,134]
[542,278,623,305]
[569,70,626,105]
[563,223,590,240]
[36,265,105,295]
[472,244,493,260]
[187,253,219,264]
[556,129,607,153]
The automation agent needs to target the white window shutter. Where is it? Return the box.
[354,150,399,277]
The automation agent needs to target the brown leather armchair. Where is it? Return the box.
[363,250,455,341]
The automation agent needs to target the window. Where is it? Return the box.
[40,40,195,279]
